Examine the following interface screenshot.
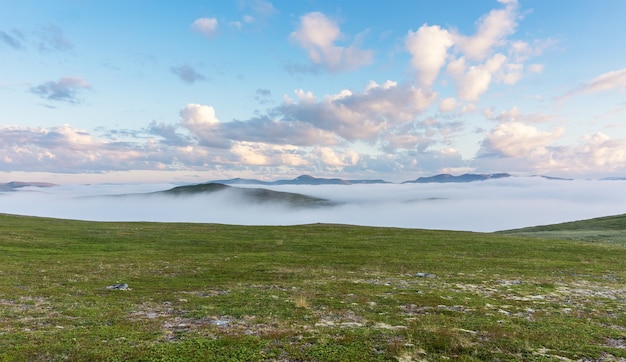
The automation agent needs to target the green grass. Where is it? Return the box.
[499,213,626,244]
[1,213,625,361]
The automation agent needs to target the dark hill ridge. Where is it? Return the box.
[158,183,339,208]
[211,174,390,186]
[0,181,57,192]
[403,173,511,184]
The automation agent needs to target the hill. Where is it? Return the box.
[157,182,339,208]
[403,173,511,183]
[0,181,57,192]
[0,213,624,360]
[498,213,626,244]
[211,174,391,185]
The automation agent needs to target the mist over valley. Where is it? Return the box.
[1,176,625,232]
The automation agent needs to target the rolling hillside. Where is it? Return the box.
[498,213,626,244]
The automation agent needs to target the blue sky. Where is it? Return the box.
[1,0,625,183]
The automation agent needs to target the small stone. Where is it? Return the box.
[414,272,435,278]
[106,283,129,290]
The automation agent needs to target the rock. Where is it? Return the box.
[414,272,435,278]
[106,283,129,290]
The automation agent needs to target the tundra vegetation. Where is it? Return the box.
[0,213,625,361]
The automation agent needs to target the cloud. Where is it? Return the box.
[146,121,191,147]
[475,122,626,176]
[289,12,373,72]
[452,0,518,62]
[191,18,218,38]
[439,97,457,113]
[280,81,436,140]
[484,106,556,124]
[245,0,276,17]
[8,175,626,233]
[221,117,339,146]
[402,0,549,102]
[561,68,626,100]
[480,121,563,158]
[30,77,91,103]
[230,142,309,166]
[405,25,454,87]
[0,29,25,50]
[447,53,507,101]
[170,64,207,84]
[179,103,229,148]
[255,88,272,104]
[38,24,73,52]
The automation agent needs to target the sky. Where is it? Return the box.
[1,0,626,184]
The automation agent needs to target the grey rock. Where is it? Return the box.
[106,283,129,290]
[414,273,435,278]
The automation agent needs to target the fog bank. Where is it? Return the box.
[1,178,625,232]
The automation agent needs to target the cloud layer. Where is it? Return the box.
[1,179,625,232]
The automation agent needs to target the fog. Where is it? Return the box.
[1,178,625,232]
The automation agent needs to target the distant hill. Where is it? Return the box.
[403,173,511,184]
[497,213,626,244]
[156,183,339,208]
[0,181,57,192]
[211,174,390,186]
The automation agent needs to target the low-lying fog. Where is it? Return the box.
[1,178,625,232]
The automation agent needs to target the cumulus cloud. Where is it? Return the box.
[191,18,218,38]
[554,133,626,173]
[403,0,548,102]
[280,81,437,140]
[289,12,373,72]
[231,142,309,166]
[480,121,563,158]
[221,117,338,146]
[475,121,626,176]
[447,53,507,101]
[452,0,518,62]
[30,77,91,103]
[439,97,457,113]
[405,25,454,87]
[179,103,229,148]
[170,64,206,84]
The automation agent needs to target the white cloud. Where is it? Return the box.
[191,18,218,38]
[481,122,563,158]
[439,97,457,113]
[528,63,544,74]
[449,53,507,101]
[589,69,626,92]
[405,24,454,87]
[561,133,626,172]
[289,12,373,72]
[313,147,359,167]
[453,0,518,61]
[179,104,229,148]
[231,142,309,166]
[280,81,436,140]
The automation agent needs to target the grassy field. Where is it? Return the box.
[0,213,625,361]
[498,214,626,245]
